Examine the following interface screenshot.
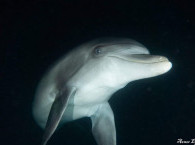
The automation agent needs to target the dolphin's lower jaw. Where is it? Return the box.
[149,61,172,76]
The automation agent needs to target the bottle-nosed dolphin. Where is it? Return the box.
[32,38,172,145]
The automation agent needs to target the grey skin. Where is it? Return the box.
[32,38,172,145]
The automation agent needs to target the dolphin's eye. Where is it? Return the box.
[94,47,101,55]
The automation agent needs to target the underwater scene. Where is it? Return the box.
[2,0,194,145]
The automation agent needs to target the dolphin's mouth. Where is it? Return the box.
[109,54,170,64]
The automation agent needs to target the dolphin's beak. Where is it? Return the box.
[109,54,172,73]
[110,54,170,64]
[124,54,169,64]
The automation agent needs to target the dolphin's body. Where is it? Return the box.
[32,38,172,145]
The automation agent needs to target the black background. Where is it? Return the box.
[1,0,195,145]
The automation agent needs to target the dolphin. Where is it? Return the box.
[32,38,172,145]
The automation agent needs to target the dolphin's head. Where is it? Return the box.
[85,38,172,87]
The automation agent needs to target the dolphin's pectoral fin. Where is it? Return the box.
[91,103,116,145]
[41,87,76,145]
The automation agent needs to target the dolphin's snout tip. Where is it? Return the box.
[158,56,172,72]
[164,61,172,72]
[168,61,172,70]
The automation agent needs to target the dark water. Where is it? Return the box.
[1,0,194,145]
